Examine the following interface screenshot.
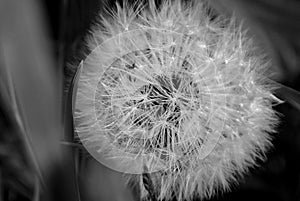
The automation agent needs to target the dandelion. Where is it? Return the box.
[71,0,280,200]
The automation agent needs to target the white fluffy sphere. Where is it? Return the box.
[72,0,280,200]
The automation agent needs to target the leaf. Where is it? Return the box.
[0,0,62,186]
[273,81,300,111]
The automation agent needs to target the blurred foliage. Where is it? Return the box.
[0,0,299,201]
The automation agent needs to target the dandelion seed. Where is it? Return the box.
[71,0,281,200]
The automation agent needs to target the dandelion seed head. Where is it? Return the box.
[72,0,280,200]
